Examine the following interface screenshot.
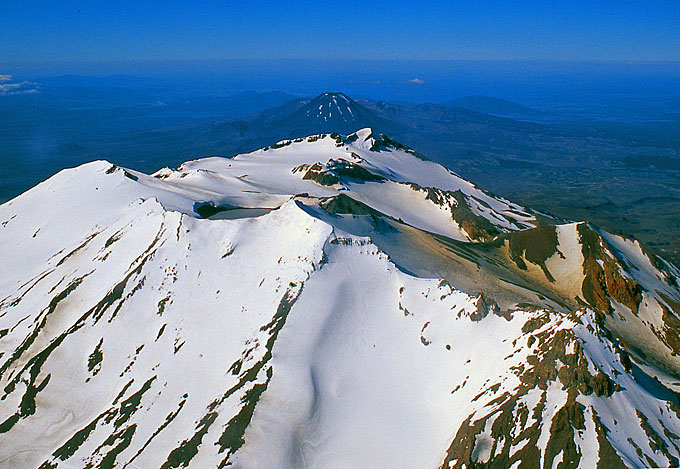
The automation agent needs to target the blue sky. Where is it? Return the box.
[2,0,680,66]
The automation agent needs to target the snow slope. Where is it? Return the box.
[1,130,679,468]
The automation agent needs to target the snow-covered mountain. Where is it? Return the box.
[253,92,395,136]
[1,128,680,468]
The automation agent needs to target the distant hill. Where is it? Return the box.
[442,95,542,117]
[253,92,396,135]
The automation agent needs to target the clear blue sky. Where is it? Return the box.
[2,0,679,65]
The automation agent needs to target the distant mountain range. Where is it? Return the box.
[184,92,547,160]
[442,95,543,117]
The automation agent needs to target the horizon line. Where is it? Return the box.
[6,58,680,66]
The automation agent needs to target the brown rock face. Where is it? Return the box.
[506,225,560,282]
[440,312,624,469]
[408,184,502,242]
[577,223,642,315]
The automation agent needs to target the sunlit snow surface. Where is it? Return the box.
[1,130,679,468]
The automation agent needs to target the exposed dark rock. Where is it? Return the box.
[408,183,502,241]
[577,223,642,315]
[471,294,500,321]
[297,158,385,187]
[506,225,560,282]
[193,201,230,219]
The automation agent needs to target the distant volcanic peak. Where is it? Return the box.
[316,92,352,103]
[256,91,388,136]
[306,92,361,122]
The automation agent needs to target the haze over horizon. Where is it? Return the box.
[2,1,679,105]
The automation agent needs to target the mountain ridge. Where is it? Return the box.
[442,95,543,117]
[244,92,397,136]
[1,129,679,468]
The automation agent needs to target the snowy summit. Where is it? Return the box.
[1,129,680,468]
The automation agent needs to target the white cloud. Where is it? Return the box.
[0,76,40,95]
[0,83,22,92]
[405,78,425,85]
